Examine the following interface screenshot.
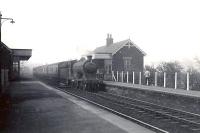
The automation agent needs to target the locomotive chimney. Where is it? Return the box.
[106,33,113,46]
[87,55,92,62]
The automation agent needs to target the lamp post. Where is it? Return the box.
[0,12,14,92]
[0,12,15,47]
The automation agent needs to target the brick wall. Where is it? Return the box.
[112,46,144,72]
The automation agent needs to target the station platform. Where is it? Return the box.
[104,81,200,98]
[0,81,154,133]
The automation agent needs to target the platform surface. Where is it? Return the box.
[104,81,200,98]
[1,81,154,133]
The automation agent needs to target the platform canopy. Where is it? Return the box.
[12,49,32,62]
[0,42,12,53]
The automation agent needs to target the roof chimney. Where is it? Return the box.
[87,55,92,62]
[106,34,113,46]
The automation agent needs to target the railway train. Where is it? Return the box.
[33,56,105,92]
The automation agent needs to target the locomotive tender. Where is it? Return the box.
[33,56,104,92]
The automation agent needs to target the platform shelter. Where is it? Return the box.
[0,42,32,94]
[12,49,32,79]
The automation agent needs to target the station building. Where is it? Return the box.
[90,34,146,78]
[0,42,32,94]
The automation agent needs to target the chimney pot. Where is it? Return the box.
[106,33,113,46]
[107,34,110,38]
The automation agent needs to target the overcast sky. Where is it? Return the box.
[1,0,200,66]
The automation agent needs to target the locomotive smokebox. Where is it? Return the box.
[84,62,97,73]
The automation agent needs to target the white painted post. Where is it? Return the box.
[187,72,189,91]
[139,72,141,85]
[164,72,166,88]
[175,72,177,89]
[155,72,157,86]
[121,71,124,82]
[132,71,135,84]
[127,71,129,83]
[112,71,116,82]
[117,71,119,82]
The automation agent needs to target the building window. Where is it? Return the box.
[123,57,132,70]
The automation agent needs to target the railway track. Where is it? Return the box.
[97,92,200,132]
[55,85,200,133]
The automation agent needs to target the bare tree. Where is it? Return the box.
[156,61,183,88]
[156,61,183,73]
[194,57,200,69]
[187,65,200,90]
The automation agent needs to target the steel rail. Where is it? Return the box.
[100,92,200,117]
[55,87,168,133]
[99,92,200,123]
[91,92,200,128]
[61,89,200,132]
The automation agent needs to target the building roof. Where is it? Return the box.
[12,49,32,61]
[1,42,12,53]
[1,42,32,62]
[92,39,146,56]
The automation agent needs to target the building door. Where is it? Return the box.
[104,59,112,74]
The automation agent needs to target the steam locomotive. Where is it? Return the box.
[33,56,104,92]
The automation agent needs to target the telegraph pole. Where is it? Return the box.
[0,12,14,92]
[0,12,2,47]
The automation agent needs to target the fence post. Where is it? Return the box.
[139,72,141,85]
[117,71,119,82]
[187,72,189,91]
[112,71,116,82]
[127,71,129,83]
[121,71,123,82]
[164,72,166,88]
[132,71,135,84]
[175,72,177,89]
[155,72,157,86]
